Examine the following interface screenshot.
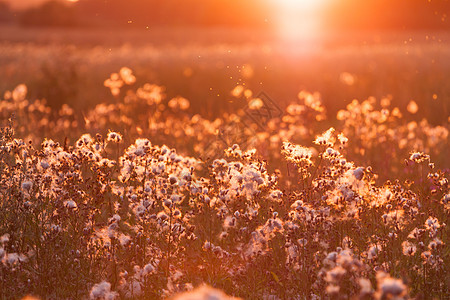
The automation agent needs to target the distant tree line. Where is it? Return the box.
[0,1,79,27]
[0,0,271,28]
[0,1,14,23]
[74,0,271,28]
[20,1,79,27]
[0,0,448,30]
[323,0,450,30]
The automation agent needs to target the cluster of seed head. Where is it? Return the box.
[0,69,448,299]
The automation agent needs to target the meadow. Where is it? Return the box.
[0,26,449,299]
[1,26,449,122]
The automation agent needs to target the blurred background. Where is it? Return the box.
[0,0,449,123]
[2,0,449,29]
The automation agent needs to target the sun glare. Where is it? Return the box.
[277,0,324,11]
[272,0,329,41]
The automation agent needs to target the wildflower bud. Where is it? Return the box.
[169,176,177,185]
[163,199,172,208]
[173,209,182,218]
[157,212,169,221]
[203,241,212,251]
[65,200,77,209]
[143,263,155,275]
[353,167,364,180]
[21,180,33,192]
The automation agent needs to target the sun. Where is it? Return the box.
[270,0,329,41]
[277,0,325,11]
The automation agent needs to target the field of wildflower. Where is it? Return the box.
[0,60,448,299]
[0,23,449,300]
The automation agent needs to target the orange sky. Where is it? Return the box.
[4,0,449,31]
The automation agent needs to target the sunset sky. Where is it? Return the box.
[5,0,322,11]
[3,0,449,31]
